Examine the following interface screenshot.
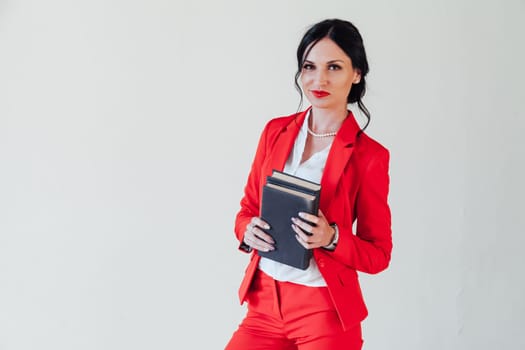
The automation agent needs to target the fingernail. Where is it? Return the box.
[298,212,305,218]
[265,224,270,229]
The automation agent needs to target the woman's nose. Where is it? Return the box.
[315,69,328,86]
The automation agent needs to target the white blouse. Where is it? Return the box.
[258,110,333,287]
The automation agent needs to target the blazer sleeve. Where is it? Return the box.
[234,122,271,253]
[329,148,392,274]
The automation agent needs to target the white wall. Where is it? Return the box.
[1,0,524,349]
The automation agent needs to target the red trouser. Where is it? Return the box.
[225,269,363,350]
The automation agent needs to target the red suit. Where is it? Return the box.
[233,108,392,332]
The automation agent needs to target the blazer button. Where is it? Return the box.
[318,258,325,268]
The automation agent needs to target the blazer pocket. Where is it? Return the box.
[337,268,358,287]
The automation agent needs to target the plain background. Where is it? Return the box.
[1,0,524,349]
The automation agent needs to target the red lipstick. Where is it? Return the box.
[311,90,330,98]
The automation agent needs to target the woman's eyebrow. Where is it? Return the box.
[304,59,346,64]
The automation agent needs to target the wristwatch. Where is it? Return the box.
[323,223,339,251]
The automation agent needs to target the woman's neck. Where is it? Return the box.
[309,106,348,133]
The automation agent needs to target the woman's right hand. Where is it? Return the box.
[242,217,275,252]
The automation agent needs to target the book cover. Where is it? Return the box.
[257,170,321,270]
[266,170,321,198]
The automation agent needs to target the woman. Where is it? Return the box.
[226,19,392,350]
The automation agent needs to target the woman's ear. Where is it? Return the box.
[353,70,362,84]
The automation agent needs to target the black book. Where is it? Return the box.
[258,170,321,270]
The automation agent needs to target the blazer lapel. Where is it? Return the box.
[264,110,308,175]
[319,111,360,212]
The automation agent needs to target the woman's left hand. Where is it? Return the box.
[292,209,335,249]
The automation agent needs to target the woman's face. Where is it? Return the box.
[300,38,361,110]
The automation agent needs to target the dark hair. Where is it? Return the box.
[294,19,371,131]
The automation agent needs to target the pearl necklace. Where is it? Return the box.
[307,126,337,138]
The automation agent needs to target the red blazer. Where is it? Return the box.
[234,108,392,331]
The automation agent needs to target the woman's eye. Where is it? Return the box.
[328,64,342,70]
[302,64,315,70]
